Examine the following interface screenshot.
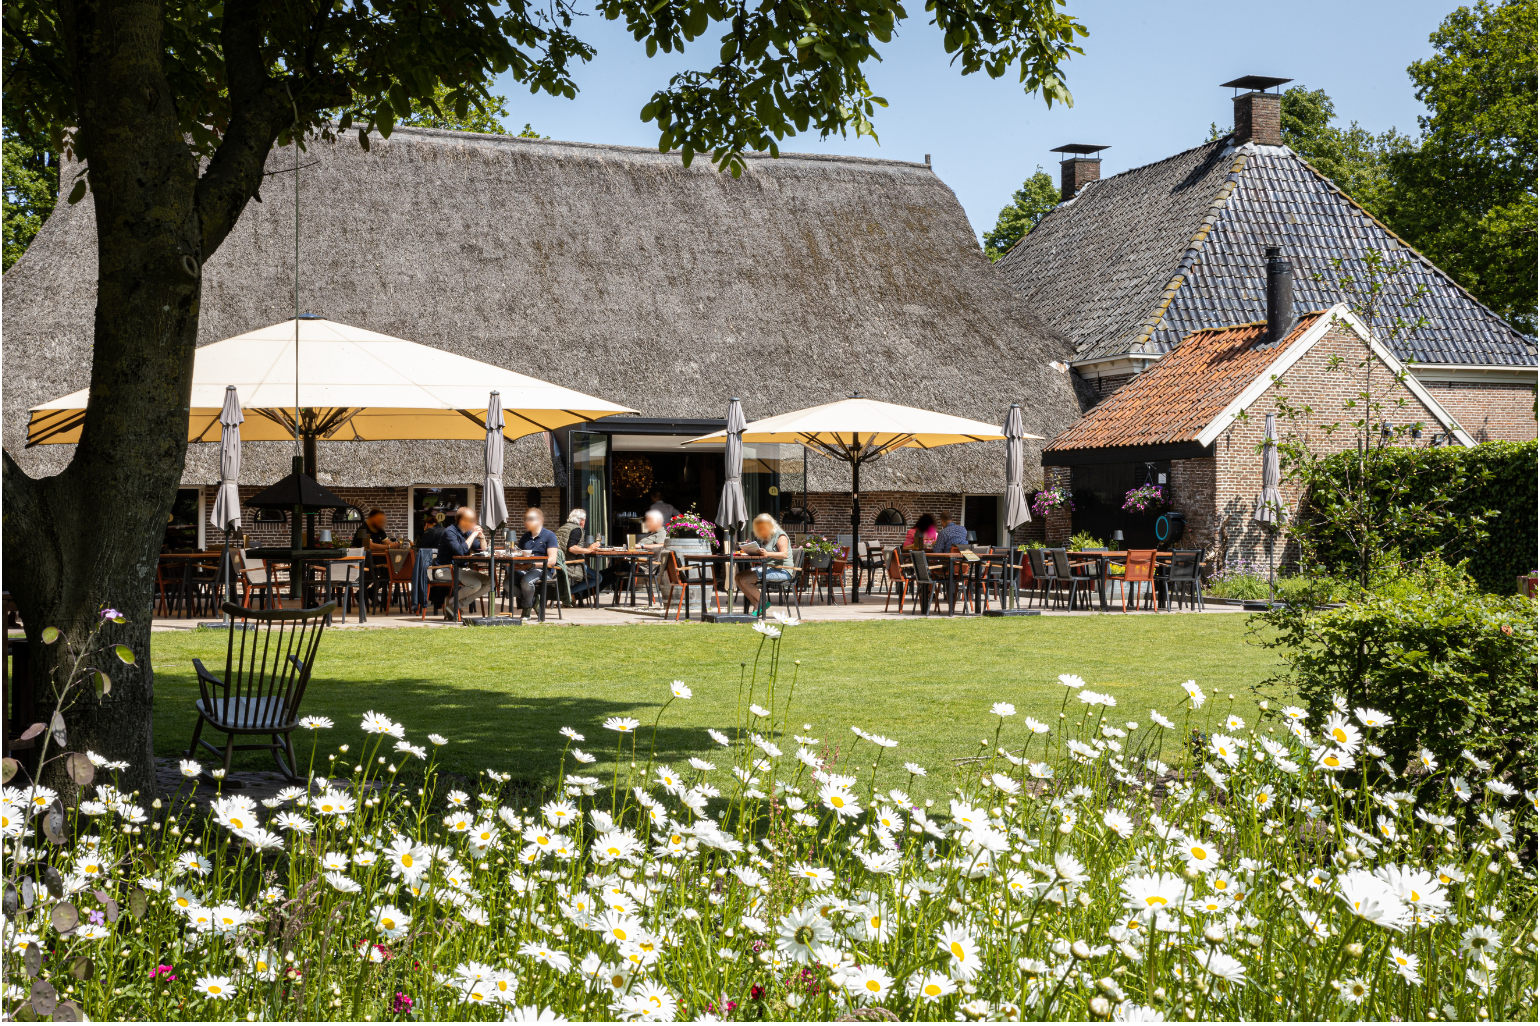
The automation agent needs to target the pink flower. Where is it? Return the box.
[150,964,177,981]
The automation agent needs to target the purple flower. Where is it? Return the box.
[100,608,123,622]
[88,910,105,925]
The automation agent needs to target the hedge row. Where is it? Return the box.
[1303,440,1537,593]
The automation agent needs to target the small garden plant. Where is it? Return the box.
[2,621,1535,1022]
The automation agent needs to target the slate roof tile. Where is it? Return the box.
[997,141,1533,368]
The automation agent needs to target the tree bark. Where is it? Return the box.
[2,0,334,799]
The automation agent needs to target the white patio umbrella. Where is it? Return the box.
[25,316,637,447]
[480,391,510,537]
[208,385,245,608]
[1253,413,1286,603]
[687,396,1026,603]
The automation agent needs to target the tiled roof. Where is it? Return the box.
[1043,313,1325,452]
[998,140,1535,368]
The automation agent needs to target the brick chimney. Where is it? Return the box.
[1221,75,1291,146]
[1050,144,1109,202]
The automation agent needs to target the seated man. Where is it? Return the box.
[553,508,600,585]
[431,507,493,619]
[514,508,561,617]
[350,508,393,548]
[624,509,669,604]
[931,510,970,552]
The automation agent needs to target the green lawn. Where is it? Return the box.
[149,615,1284,795]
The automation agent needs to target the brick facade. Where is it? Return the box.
[1169,323,1452,572]
[1059,158,1102,202]
[1416,380,1536,443]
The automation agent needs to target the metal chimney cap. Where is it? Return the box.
[1049,144,1109,156]
[1221,75,1292,92]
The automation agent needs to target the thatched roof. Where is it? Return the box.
[3,127,1083,493]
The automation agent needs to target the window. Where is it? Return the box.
[409,486,473,541]
[873,507,906,527]
[164,488,205,552]
[963,495,1001,546]
[570,432,610,544]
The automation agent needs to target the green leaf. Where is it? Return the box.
[40,627,60,645]
[0,758,17,784]
[94,671,112,698]
[113,644,134,665]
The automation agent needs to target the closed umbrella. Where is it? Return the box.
[1253,413,1286,603]
[1002,403,1032,609]
[208,385,244,607]
[717,398,752,614]
[481,391,510,538]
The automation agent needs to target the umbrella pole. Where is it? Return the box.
[850,458,862,604]
[1267,528,1275,606]
[223,526,235,622]
[725,527,737,614]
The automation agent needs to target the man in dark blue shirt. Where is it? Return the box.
[931,511,970,553]
[514,508,560,617]
[432,508,491,619]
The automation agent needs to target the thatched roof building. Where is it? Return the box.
[3,127,1083,500]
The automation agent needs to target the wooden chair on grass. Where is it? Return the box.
[186,601,336,782]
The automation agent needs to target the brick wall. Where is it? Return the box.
[1417,380,1536,443]
[1233,91,1282,147]
[1042,466,1073,545]
[1202,323,1449,573]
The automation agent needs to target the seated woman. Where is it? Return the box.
[904,512,938,551]
[734,513,795,616]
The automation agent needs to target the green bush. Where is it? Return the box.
[1302,440,1537,592]
[1068,530,1104,550]
[1260,589,1537,794]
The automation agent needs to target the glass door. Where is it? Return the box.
[571,432,611,545]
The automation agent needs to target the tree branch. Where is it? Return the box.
[193,0,348,258]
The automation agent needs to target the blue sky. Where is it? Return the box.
[491,1,1456,241]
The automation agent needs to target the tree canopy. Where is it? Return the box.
[1383,0,1537,333]
[1279,86,1407,224]
[983,166,1057,261]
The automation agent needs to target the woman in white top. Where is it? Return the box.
[734,513,794,615]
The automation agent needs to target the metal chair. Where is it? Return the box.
[883,547,914,613]
[661,552,717,621]
[757,548,803,617]
[1048,549,1093,610]
[1119,550,1159,612]
[1026,548,1054,608]
[908,550,939,616]
[321,550,367,623]
[187,601,337,781]
[1163,549,1206,611]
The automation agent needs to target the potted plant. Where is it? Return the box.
[801,534,837,569]
[1122,483,1169,514]
[1030,486,1073,518]
[664,512,719,557]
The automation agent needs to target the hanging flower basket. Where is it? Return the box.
[666,513,719,546]
[1122,483,1169,514]
[1030,486,1073,517]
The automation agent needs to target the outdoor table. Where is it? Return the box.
[1071,551,1174,611]
[450,552,551,622]
[587,548,659,607]
[679,553,773,619]
[918,552,1002,616]
[245,549,368,624]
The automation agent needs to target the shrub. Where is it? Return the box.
[1206,555,1271,600]
[1260,589,1538,795]
[1067,530,1104,551]
[1302,440,1537,593]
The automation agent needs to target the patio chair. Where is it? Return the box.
[382,548,416,613]
[413,548,448,619]
[757,547,802,617]
[1118,550,1159,612]
[883,546,914,613]
[908,550,940,616]
[239,561,278,611]
[660,551,717,621]
[321,550,367,623]
[186,601,337,782]
[1048,549,1093,610]
[856,540,885,593]
[1163,549,1206,611]
[1025,548,1054,609]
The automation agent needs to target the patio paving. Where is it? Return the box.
[151,594,1246,631]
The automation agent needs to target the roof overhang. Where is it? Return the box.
[1069,353,1165,378]
[1405,363,1539,386]
[1195,304,1477,449]
[1042,441,1213,467]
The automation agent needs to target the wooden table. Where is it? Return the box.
[679,553,774,619]
[585,548,660,607]
[915,551,1009,616]
[245,548,368,623]
[449,552,553,622]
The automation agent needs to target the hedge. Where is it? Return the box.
[1302,440,1537,592]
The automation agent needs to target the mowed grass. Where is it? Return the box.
[148,615,1284,794]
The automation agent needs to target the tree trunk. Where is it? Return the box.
[2,0,206,799]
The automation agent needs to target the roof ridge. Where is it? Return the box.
[375,124,937,173]
[1282,151,1529,342]
[1184,308,1331,336]
[1113,146,1252,355]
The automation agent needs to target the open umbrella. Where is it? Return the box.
[717,398,752,614]
[208,385,245,608]
[1253,413,1286,603]
[481,391,510,539]
[687,396,1025,603]
[26,316,637,450]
